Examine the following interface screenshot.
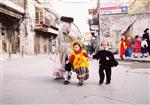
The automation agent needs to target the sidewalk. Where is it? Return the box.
[114,54,150,62]
[1,53,49,62]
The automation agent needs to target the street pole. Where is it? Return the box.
[96,0,100,51]
[21,46,24,58]
[8,37,11,60]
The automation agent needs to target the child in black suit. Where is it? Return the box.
[92,40,118,85]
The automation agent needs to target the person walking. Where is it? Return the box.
[141,38,148,57]
[119,36,126,60]
[58,17,74,84]
[142,28,150,55]
[125,37,132,58]
[65,40,90,86]
[92,40,118,85]
[132,35,141,58]
[48,41,52,55]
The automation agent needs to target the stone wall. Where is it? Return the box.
[99,12,150,48]
[129,0,150,14]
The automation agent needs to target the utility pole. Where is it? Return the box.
[96,0,100,51]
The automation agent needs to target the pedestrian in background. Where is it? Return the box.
[142,28,150,55]
[141,38,148,58]
[92,40,118,85]
[119,36,126,60]
[132,35,141,58]
[48,41,53,55]
[125,36,132,58]
[65,40,90,86]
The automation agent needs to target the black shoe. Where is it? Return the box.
[133,55,138,58]
[140,56,143,58]
[63,80,69,85]
[99,80,103,84]
[68,75,71,80]
[78,81,83,86]
[106,82,110,85]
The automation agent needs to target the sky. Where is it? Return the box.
[51,0,129,33]
[51,0,97,33]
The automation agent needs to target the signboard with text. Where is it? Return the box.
[99,6,128,14]
[89,6,128,15]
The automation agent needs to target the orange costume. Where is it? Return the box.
[119,39,126,60]
[69,49,89,81]
[69,49,89,69]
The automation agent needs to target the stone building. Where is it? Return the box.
[34,0,59,55]
[0,0,25,54]
[0,0,59,55]
[88,0,150,49]
[99,0,150,47]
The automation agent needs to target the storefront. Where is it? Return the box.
[0,2,24,54]
[34,28,58,54]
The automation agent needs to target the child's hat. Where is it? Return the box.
[70,39,83,49]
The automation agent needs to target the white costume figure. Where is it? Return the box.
[57,16,75,84]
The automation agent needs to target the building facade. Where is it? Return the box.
[0,0,59,55]
[0,0,25,54]
[34,0,58,55]
[88,0,150,49]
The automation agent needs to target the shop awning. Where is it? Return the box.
[48,27,58,35]
[0,0,24,13]
[34,29,58,37]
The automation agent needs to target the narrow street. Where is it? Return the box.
[1,55,149,104]
[0,0,150,105]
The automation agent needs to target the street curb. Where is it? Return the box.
[116,58,150,63]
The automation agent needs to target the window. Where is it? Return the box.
[36,12,40,24]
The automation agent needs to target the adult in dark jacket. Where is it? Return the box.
[142,28,150,55]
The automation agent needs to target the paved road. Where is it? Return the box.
[1,55,150,105]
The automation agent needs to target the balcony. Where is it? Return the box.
[35,11,51,29]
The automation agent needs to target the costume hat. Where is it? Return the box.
[70,39,83,49]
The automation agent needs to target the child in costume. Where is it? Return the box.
[65,40,90,86]
[125,37,132,57]
[119,36,126,60]
[141,38,148,57]
[92,40,118,85]
[132,35,141,58]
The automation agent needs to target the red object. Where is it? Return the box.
[125,39,131,48]
[133,37,141,53]
[120,40,126,60]
[69,50,88,62]
[99,6,121,10]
